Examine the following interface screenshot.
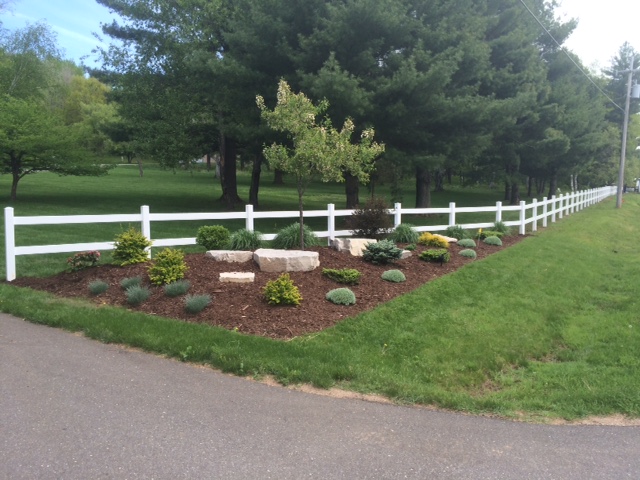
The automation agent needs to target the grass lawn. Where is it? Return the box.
[1,164,636,421]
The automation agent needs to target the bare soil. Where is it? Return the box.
[12,237,524,339]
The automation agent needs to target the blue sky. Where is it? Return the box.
[2,0,640,71]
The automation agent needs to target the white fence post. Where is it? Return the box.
[449,202,456,226]
[141,205,151,258]
[551,195,557,223]
[495,201,502,223]
[245,204,254,231]
[5,207,16,282]
[542,197,548,228]
[532,199,538,232]
[394,202,402,227]
[558,194,564,219]
[519,200,526,235]
[327,203,335,245]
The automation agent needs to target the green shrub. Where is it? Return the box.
[492,221,511,236]
[148,248,188,285]
[479,230,504,239]
[322,268,362,285]
[68,251,101,271]
[112,227,152,266]
[457,238,477,248]
[326,288,356,305]
[419,249,451,264]
[272,223,320,249]
[120,276,142,290]
[229,228,263,250]
[263,273,302,306]
[184,294,211,314]
[405,243,417,251]
[362,239,403,265]
[126,285,151,305]
[444,225,469,240]
[459,249,477,259]
[417,232,449,249]
[381,269,406,283]
[88,279,109,295]
[389,223,419,243]
[346,196,393,239]
[483,235,503,246]
[196,225,230,250]
[164,279,191,297]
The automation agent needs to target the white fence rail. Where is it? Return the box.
[4,186,617,281]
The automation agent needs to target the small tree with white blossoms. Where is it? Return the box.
[256,80,384,249]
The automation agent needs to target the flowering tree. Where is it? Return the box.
[257,80,384,249]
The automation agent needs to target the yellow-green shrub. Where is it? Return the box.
[262,273,302,306]
[148,248,188,285]
[417,232,449,249]
[112,228,152,266]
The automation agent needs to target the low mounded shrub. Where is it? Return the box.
[164,279,191,297]
[88,279,109,295]
[184,294,211,314]
[68,251,101,271]
[272,223,320,249]
[419,249,451,264]
[479,230,503,239]
[457,238,477,248]
[459,249,477,259]
[112,227,152,266]
[417,232,449,249]
[405,243,417,251]
[483,235,503,246]
[196,225,230,250]
[381,269,406,283]
[120,276,142,290]
[148,248,188,285]
[444,225,469,240]
[126,284,151,305]
[362,239,403,265]
[326,288,356,305]
[389,223,419,244]
[229,228,263,250]
[263,273,302,306]
[322,268,362,285]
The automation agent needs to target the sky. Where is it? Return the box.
[1,0,640,71]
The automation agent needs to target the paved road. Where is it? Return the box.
[1,314,638,480]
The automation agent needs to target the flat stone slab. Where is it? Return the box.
[206,250,253,263]
[219,272,255,283]
[253,248,320,272]
[330,238,377,256]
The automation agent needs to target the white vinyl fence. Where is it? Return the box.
[4,186,617,281]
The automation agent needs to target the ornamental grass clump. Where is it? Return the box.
[389,223,419,244]
[457,238,476,248]
[381,269,406,283]
[419,249,451,264]
[148,248,188,285]
[112,227,152,266]
[444,225,469,240]
[228,228,263,250]
[492,221,511,236]
[263,273,302,306]
[184,294,211,314]
[196,225,230,250]
[272,223,320,249]
[88,279,109,295]
[483,235,503,246]
[163,279,191,297]
[322,268,362,285]
[326,288,356,305]
[126,285,151,306]
[417,232,449,249]
[120,276,142,290]
[459,249,477,259]
[362,239,403,265]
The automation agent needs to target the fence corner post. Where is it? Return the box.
[327,203,335,245]
[519,200,526,235]
[5,207,16,281]
[394,202,402,227]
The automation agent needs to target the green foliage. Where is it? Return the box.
[184,294,211,314]
[459,249,477,259]
[389,223,419,243]
[381,269,406,283]
[479,230,504,239]
[492,221,511,236]
[120,276,142,290]
[67,250,101,271]
[229,228,263,250]
[272,223,320,249]
[362,240,403,265]
[419,249,451,264]
[263,273,302,306]
[405,243,417,251]
[483,236,503,246]
[322,268,361,285]
[196,225,230,250]
[88,279,109,295]
[112,228,152,266]
[325,288,356,305]
[444,225,469,240]
[347,197,393,239]
[125,284,150,305]
[163,279,191,297]
[457,238,477,248]
[148,248,188,285]
[417,232,450,249]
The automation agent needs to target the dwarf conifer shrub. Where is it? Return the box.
[184,294,211,314]
[419,249,451,264]
[457,238,476,248]
[459,249,477,259]
[126,285,151,305]
[164,279,191,297]
[483,236,503,246]
[322,268,362,285]
[229,228,263,250]
[148,248,188,285]
[389,223,419,244]
[112,227,152,266]
[326,288,356,305]
[263,273,302,305]
[381,269,406,283]
[196,225,230,250]
[120,276,142,290]
[272,223,320,249]
[347,197,393,239]
[362,239,403,265]
[418,232,449,249]
[88,280,109,295]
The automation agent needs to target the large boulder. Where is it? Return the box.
[330,238,377,256]
[206,250,253,263]
[253,248,319,272]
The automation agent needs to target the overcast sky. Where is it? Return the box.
[2,0,639,71]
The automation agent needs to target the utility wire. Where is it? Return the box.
[518,0,625,112]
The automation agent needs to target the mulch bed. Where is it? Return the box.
[11,236,525,339]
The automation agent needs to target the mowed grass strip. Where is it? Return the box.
[1,192,638,421]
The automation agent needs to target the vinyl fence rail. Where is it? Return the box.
[4,185,617,281]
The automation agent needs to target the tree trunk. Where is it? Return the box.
[10,174,19,202]
[298,178,305,250]
[434,169,445,192]
[137,158,144,177]
[249,153,263,208]
[510,182,520,205]
[526,176,533,197]
[273,169,285,184]
[415,166,431,208]
[206,153,211,171]
[504,180,510,201]
[548,174,558,199]
[218,134,243,209]
[344,172,360,208]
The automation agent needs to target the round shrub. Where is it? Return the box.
[326,288,356,305]
[381,269,406,283]
[184,294,211,314]
[88,279,109,295]
[229,228,263,250]
[263,273,302,306]
[112,227,152,266]
[126,285,151,306]
[483,236,503,246]
[196,225,230,250]
[457,238,476,248]
[389,223,419,244]
[164,279,191,297]
[272,223,320,249]
[362,239,403,265]
[417,232,449,249]
[120,276,142,290]
[322,268,362,285]
[148,248,188,285]
[346,197,393,239]
[419,249,451,264]
[459,249,477,259]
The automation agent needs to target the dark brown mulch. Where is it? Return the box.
[11,237,525,339]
